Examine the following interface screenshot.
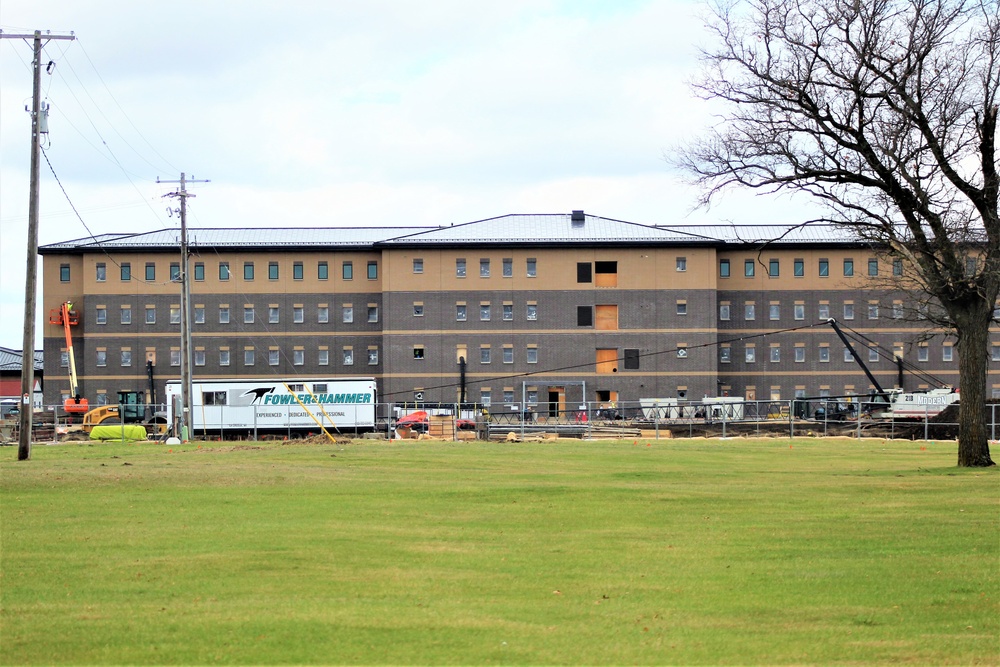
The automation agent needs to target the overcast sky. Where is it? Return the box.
[0,0,815,351]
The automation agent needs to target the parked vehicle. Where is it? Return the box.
[396,410,476,432]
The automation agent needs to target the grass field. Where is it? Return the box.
[1,437,997,665]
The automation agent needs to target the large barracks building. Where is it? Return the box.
[39,211,1000,413]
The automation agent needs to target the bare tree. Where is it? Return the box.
[677,0,999,466]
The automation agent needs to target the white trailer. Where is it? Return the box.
[165,377,377,435]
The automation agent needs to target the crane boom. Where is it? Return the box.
[49,301,88,414]
[826,318,887,397]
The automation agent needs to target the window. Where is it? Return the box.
[818,259,829,277]
[503,258,513,277]
[992,344,1000,362]
[942,346,953,362]
[480,304,491,321]
[623,348,639,369]
[480,389,492,407]
[868,304,879,320]
[595,261,617,287]
[195,350,206,367]
[577,306,593,327]
[343,306,353,323]
[318,349,329,366]
[526,303,537,321]
[843,259,854,276]
[677,302,687,316]
[60,351,69,368]
[845,348,855,362]
[720,347,731,363]
[121,350,132,367]
[527,348,538,364]
[770,346,780,362]
[413,258,423,274]
[526,258,537,277]
[413,346,425,360]
[170,263,180,281]
[368,306,379,323]
[244,262,254,280]
[794,304,805,320]
[96,350,107,367]
[318,261,329,280]
[219,306,230,324]
[480,259,490,277]
[719,304,730,320]
[745,303,755,320]
[868,347,879,363]
[194,307,205,324]
[965,257,977,276]
[819,347,830,362]
[293,262,303,280]
[367,261,378,280]
[768,259,779,277]
[368,348,379,365]
[844,303,855,320]
[269,262,279,280]
[342,262,353,280]
[456,304,467,321]
[794,259,804,277]
[245,349,255,366]
[269,350,280,366]
[677,346,688,359]
[342,348,354,366]
[145,263,156,281]
[194,263,205,281]
[145,307,156,324]
[293,350,304,366]
[269,307,280,324]
[318,306,329,324]
[503,347,514,364]
[244,307,255,324]
[121,307,132,325]
[918,346,930,362]
[868,258,879,276]
[171,349,181,366]
[96,307,107,325]
[413,304,424,317]
[893,303,903,319]
[121,262,131,281]
[456,259,466,278]
[744,259,755,277]
[503,304,513,321]
[795,347,805,363]
[769,304,780,320]
[293,306,304,323]
[481,347,491,364]
[504,389,515,403]
[577,262,592,283]
[676,257,687,272]
[818,304,830,320]
[220,350,230,366]
[219,262,230,281]
[170,307,180,325]
[893,259,903,276]
[96,263,106,281]
[720,259,730,277]
[746,346,756,363]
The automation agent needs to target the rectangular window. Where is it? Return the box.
[526,348,538,364]
[220,349,230,366]
[293,262,303,280]
[245,306,255,324]
[526,258,537,277]
[893,259,903,276]
[268,262,279,280]
[145,307,156,324]
[342,262,353,280]
[480,347,491,364]
[770,346,780,363]
[293,306,304,323]
[145,263,156,281]
[456,304,467,321]
[768,259,779,277]
[121,262,131,281]
[676,257,687,272]
[368,306,379,323]
[992,344,1000,362]
[269,349,280,366]
[194,263,205,281]
[526,303,537,321]
[596,304,618,330]
[677,345,688,359]
[245,348,255,366]
[96,350,107,367]
[343,306,353,323]
[845,348,855,362]
[577,306,593,327]
[795,347,805,363]
[367,261,378,280]
[819,347,830,362]
[413,303,424,317]
[503,347,514,364]
[480,389,491,407]
[794,259,804,277]
[843,259,854,276]
[412,258,423,274]
[942,346,953,362]
[195,350,206,367]
[480,258,490,277]
[844,303,855,320]
[244,262,254,281]
[343,348,354,366]
[745,303,755,320]
[480,304,491,321]
[745,346,756,363]
[503,304,513,321]
[219,262,229,281]
[720,347,731,363]
[60,351,69,368]
[121,307,132,325]
[719,259,730,277]
[769,304,780,320]
[413,346,425,360]
[818,259,829,277]
[596,348,618,373]
[368,348,379,365]
[918,346,930,362]
[170,307,181,325]
[318,261,329,280]
[293,349,304,366]
[794,304,805,320]
[719,304,730,320]
[868,304,879,320]
[868,347,879,363]
[194,307,205,324]
[219,306,230,324]
[318,306,329,323]
[60,264,71,282]
[595,261,617,287]
[503,258,513,277]
[893,302,903,319]
[456,259,466,278]
[171,349,181,366]
[170,263,180,281]
[269,307,280,324]
[96,263,106,281]
[676,301,687,316]
[577,262,592,283]
[318,349,329,366]
[96,307,107,325]
[868,258,879,276]
[744,259,755,277]
[121,349,132,367]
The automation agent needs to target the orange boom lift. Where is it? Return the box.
[49,301,89,415]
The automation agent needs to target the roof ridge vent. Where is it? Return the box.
[571,210,585,226]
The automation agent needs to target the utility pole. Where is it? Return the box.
[1,30,75,461]
[158,173,209,441]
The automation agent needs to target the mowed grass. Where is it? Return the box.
[1,437,997,665]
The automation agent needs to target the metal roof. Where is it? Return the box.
[0,346,43,372]
[662,223,868,245]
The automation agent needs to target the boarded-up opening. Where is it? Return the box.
[596,348,618,374]
[595,261,618,287]
[596,304,618,330]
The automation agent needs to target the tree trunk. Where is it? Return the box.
[954,303,996,467]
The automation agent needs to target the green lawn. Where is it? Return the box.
[1,437,997,665]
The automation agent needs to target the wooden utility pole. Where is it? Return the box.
[158,174,209,441]
[1,30,75,460]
